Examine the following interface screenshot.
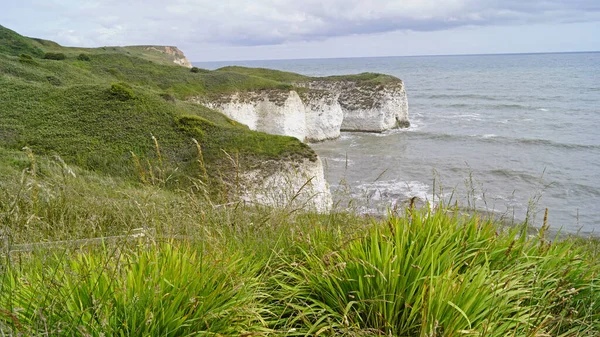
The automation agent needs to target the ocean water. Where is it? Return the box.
[195,52,600,234]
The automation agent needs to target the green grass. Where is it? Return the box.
[217,66,402,86]
[1,243,267,336]
[0,25,318,189]
[0,149,598,336]
[0,25,44,57]
[276,210,600,336]
[216,66,310,83]
[0,53,314,189]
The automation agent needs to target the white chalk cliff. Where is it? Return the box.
[239,157,332,212]
[301,80,410,132]
[197,76,409,142]
[193,73,408,212]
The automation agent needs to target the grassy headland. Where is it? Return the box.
[216,65,403,86]
[0,24,314,190]
[0,24,599,336]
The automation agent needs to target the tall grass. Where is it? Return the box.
[273,207,600,336]
[1,242,268,336]
[1,148,599,336]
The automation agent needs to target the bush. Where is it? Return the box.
[77,53,90,61]
[159,93,176,102]
[46,76,61,86]
[18,53,36,64]
[43,52,66,60]
[190,66,201,73]
[109,82,135,101]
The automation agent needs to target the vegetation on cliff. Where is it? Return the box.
[1,24,598,336]
[0,24,315,191]
[216,65,403,86]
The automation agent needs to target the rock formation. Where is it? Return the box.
[300,80,409,132]
[141,46,193,68]
[239,157,332,212]
[192,72,409,211]
[197,75,409,142]
[300,90,345,142]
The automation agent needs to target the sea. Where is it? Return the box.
[195,52,600,235]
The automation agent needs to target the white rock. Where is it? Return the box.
[305,80,410,132]
[301,90,344,142]
[256,91,306,141]
[196,76,409,140]
[203,91,307,141]
[204,93,259,130]
[239,157,332,212]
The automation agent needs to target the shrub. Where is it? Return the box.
[159,93,176,102]
[46,76,61,86]
[77,53,90,61]
[190,66,201,73]
[43,52,66,60]
[109,82,135,101]
[107,68,120,77]
[18,53,36,64]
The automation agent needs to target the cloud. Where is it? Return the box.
[3,0,600,49]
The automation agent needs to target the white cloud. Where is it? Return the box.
[14,0,598,47]
[1,0,599,59]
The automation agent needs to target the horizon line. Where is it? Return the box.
[192,50,600,64]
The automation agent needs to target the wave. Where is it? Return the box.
[429,102,549,112]
[410,131,600,151]
[509,137,600,150]
[323,157,353,164]
[354,180,433,203]
[489,169,545,184]
[480,103,543,111]
[489,175,600,200]
[570,183,600,198]
[420,93,500,101]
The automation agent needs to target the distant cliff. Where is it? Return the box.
[298,79,409,133]
[123,45,193,68]
[196,71,409,142]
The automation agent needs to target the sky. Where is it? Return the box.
[2,0,600,62]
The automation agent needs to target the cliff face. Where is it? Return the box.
[197,77,408,142]
[303,80,409,132]
[301,90,344,142]
[139,46,193,68]
[200,90,307,140]
[239,157,332,212]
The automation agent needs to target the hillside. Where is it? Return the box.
[216,65,402,85]
[0,24,316,193]
[0,24,409,195]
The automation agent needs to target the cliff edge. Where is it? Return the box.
[0,25,331,211]
[124,45,193,68]
[197,68,409,142]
